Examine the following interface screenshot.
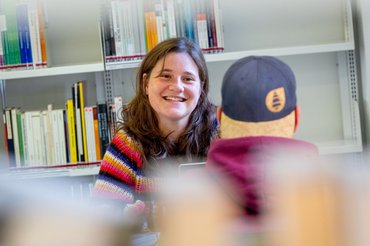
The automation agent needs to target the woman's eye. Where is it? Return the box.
[184,77,195,83]
[161,74,171,79]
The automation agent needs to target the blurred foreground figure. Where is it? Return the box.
[0,178,141,246]
[156,173,243,246]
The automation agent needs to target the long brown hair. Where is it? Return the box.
[117,37,218,167]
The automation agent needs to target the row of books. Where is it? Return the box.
[102,0,224,64]
[0,0,47,70]
[3,81,123,168]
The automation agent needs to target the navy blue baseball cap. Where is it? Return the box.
[221,56,297,122]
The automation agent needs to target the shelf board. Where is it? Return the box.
[205,42,355,62]
[104,41,354,71]
[0,63,105,80]
[316,140,363,155]
[3,163,101,180]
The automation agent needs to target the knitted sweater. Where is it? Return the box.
[92,130,159,213]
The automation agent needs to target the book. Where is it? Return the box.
[114,96,123,123]
[144,0,158,51]
[78,81,88,162]
[0,15,5,67]
[20,110,28,165]
[92,106,102,160]
[97,103,109,157]
[131,0,146,57]
[45,104,55,164]
[27,0,42,67]
[72,82,84,162]
[101,0,115,57]
[212,0,223,50]
[30,110,45,166]
[1,0,21,66]
[37,0,47,66]
[16,109,25,167]
[16,2,33,66]
[4,108,15,166]
[111,0,124,57]
[165,0,177,38]
[84,106,97,162]
[52,109,67,164]
[10,107,21,167]
[66,99,77,163]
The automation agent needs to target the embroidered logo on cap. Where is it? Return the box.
[265,87,286,113]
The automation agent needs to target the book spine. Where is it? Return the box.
[66,99,77,163]
[16,110,25,167]
[2,113,9,161]
[24,111,35,166]
[101,0,113,57]
[16,3,32,66]
[111,0,124,57]
[37,0,47,66]
[57,109,67,164]
[212,0,223,50]
[92,106,102,160]
[78,81,88,162]
[10,108,21,167]
[165,0,176,38]
[85,106,97,162]
[97,103,109,157]
[4,109,15,167]
[2,0,21,66]
[72,83,84,162]
[0,15,6,67]
[27,0,42,67]
[20,111,28,166]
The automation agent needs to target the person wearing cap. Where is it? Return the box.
[206,55,318,217]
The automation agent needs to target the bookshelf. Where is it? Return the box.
[0,0,363,178]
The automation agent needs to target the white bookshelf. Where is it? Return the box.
[107,0,362,155]
[3,163,100,180]
[0,63,104,80]
[0,0,363,178]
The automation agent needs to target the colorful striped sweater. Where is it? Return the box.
[92,130,159,213]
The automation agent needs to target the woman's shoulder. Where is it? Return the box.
[109,129,144,167]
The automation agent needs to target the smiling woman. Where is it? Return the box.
[92,37,219,230]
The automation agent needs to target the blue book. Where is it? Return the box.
[183,0,195,41]
[16,3,32,65]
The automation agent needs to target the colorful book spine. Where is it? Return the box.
[92,106,102,160]
[4,108,15,167]
[16,3,33,66]
[1,0,21,67]
[66,99,77,163]
[37,0,47,66]
[78,81,88,162]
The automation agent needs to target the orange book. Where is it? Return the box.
[37,0,47,65]
[92,106,101,160]
[144,0,158,52]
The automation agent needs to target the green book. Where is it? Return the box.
[1,0,21,66]
[16,110,25,166]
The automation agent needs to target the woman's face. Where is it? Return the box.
[145,52,202,129]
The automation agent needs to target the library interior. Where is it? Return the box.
[1,0,370,245]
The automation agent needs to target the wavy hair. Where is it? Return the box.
[117,37,218,168]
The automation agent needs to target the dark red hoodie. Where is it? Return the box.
[206,136,318,216]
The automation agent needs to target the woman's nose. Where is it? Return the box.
[169,77,184,92]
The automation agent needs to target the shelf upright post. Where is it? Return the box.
[337,50,362,152]
[0,79,7,110]
[104,70,114,105]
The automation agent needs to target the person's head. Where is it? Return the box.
[218,55,299,138]
[120,37,217,162]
